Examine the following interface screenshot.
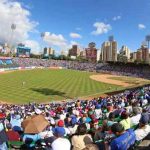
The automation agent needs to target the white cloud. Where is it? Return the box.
[112,16,121,21]
[0,0,38,45]
[42,32,68,49]
[91,22,112,35]
[138,24,146,30]
[70,32,82,38]
[24,40,41,54]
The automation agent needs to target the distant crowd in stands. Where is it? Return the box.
[96,63,150,79]
[0,85,150,150]
[12,58,150,79]
[0,58,150,79]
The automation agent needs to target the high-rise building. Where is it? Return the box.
[101,37,117,62]
[80,50,86,58]
[141,45,149,63]
[120,45,131,60]
[3,43,11,54]
[130,52,137,61]
[43,47,55,57]
[60,50,67,56]
[85,42,97,62]
[134,44,149,63]
[136,49,142,62]
[68,45,80,57]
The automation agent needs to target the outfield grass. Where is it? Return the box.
[0,69,120,104]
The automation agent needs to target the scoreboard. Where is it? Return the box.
[17,46,31,58]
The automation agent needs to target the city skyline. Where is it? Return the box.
[0,0,150,54]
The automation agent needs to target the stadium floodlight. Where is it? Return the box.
[88,42,96,48]
[145,35,150,49]
[141,41,147,47]
[11,23,16,30]
[40,32,46,57]
[109,35,114,42]
[41,32,45,39]
[10,23,16,56]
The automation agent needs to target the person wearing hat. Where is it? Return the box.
[68,115,78,135]
[134,115,150,141]
[57,120,70,135]
[95,104,102,120]
[110,123,136,150]
[51,127,71,150]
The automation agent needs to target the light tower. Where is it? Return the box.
[10,23,16,55]
[145,35,150,51]
[40,32,46,58]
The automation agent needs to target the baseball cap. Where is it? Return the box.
[54,127,65,137]
[140,115,149,124]
[57,120,64,127]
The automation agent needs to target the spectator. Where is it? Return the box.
[120,111,131,130]
[71,124,93,150]
[134,114,150,141]
[51,127,71,150]
[110,123,136,150]
[6,123,20,141]
[0,121,8,150]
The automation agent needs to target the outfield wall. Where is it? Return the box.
[0,66,63,73]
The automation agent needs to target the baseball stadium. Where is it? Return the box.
[0,58,150,104]
[0,0,150,150]
[0,57,150,150]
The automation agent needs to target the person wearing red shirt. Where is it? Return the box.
[6,123,20,141]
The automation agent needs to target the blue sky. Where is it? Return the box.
[0,0,150,53]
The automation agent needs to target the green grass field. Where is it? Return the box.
[0,69,121,104]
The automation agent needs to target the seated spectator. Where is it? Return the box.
[38,126,53,139]
[107,112,116,127]
[10,114,22,132]
[6,123,20,141]
[120,111,131,130]
[57,120,70,135]
[68,115,78,135]
[51,127,71,150]
[130,108,141,126]
[110,123,136,150]
[134,114,150,141]
[71,123,93,150]
[94,104,102,119]
[22,133,41,148]
[0,121,8,150]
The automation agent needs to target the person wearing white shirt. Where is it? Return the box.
[51,127,71,150]
[135,115,150,141]
[130,114,141,126]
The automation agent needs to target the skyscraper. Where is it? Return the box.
[85,42,97,62]
[120,45,131,60]
[141,45,149,63]
[101,37,117,62]
[68,45,80,57]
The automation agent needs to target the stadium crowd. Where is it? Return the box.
[12,58,150,78]
[1,58,150,79]
[96,63,150,79]
[0,86,150,150]
[12,58,96,71]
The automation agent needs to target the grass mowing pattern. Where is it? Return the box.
[0,69,120,103]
